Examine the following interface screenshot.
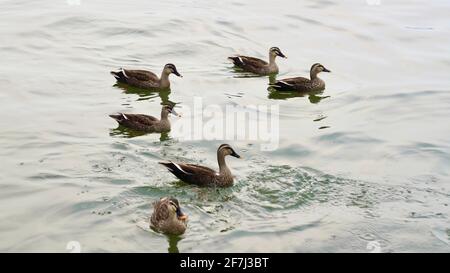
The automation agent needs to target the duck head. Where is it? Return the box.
[167,197,188,221]
[310,63,331,79]
[218,144,241,158]
[269,47,287,59]
[161,104,181,118]
[163,63,182,77]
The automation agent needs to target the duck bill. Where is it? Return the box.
[176,209,188,221]
[170,108,181,117]
[278,52,287,59]
[231,150,241,158]
[173,69,182,78]
[322,67,331,73]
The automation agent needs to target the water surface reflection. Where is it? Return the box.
[113,83,173,105]
[268,89,330,103]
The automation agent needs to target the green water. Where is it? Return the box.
[1,0,449,252]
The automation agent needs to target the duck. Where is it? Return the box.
[109,105,180,133]
[269,63,331,92]
[228,47,286,75]
[150,197,188,236]
[159,144,241,187]
[110,63,182,89]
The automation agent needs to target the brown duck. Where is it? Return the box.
[228,47,286,75]
[109,105,179,133]
[150,197,188,235]
[159,144,241,187]
[110,63,182,89]
[269,63,331,92]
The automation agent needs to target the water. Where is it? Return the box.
[1,0,449,252]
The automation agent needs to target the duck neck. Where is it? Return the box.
[160,71,171,88]
[217,152,230,175]
[269,53,277,66]
[310,70,319,80]
[161,110,169,121]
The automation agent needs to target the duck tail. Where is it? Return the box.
[269,80,294,91]
[228,56,243,66]
[110,68,127,83]
[109,113,127,122]
[109,114,121,121]
[159,161,176,172]
[159,161,192,176]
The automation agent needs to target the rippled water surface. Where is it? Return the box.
[1,0,450,252]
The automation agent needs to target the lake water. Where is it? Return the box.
[1,0,449,252]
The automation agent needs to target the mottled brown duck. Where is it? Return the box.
[228,47,286,75]
[159,144,241,187]
[109,105,179,133]
[110,63,182,89]
[269,63,331,92]
[150,197,188,235]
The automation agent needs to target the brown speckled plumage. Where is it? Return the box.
[110,63,182,89]
[150,197,187,235]
[159,144,241,187]
[109,105,178,133]
[228,47,286,75]
[270,63,331,92]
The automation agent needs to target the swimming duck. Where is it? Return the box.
[110,63,182,89]
[228,47,286,75]
[109,105,179,133]
[159,144,241,187]
[269,63,331,92]
[150,197,188,236]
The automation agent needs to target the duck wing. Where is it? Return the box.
[270,76,311,92]
[150,199,170,226]
[111,68,159,83]
[159,161,218,187]
[122,69,159,82]
[229,56,267,70]
[109,113,159,129]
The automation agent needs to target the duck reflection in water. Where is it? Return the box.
[167,234,183,253]
[113,82,173,105]
[267,88,330,104]
[110,127,171,141]
[229,68,280,82]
